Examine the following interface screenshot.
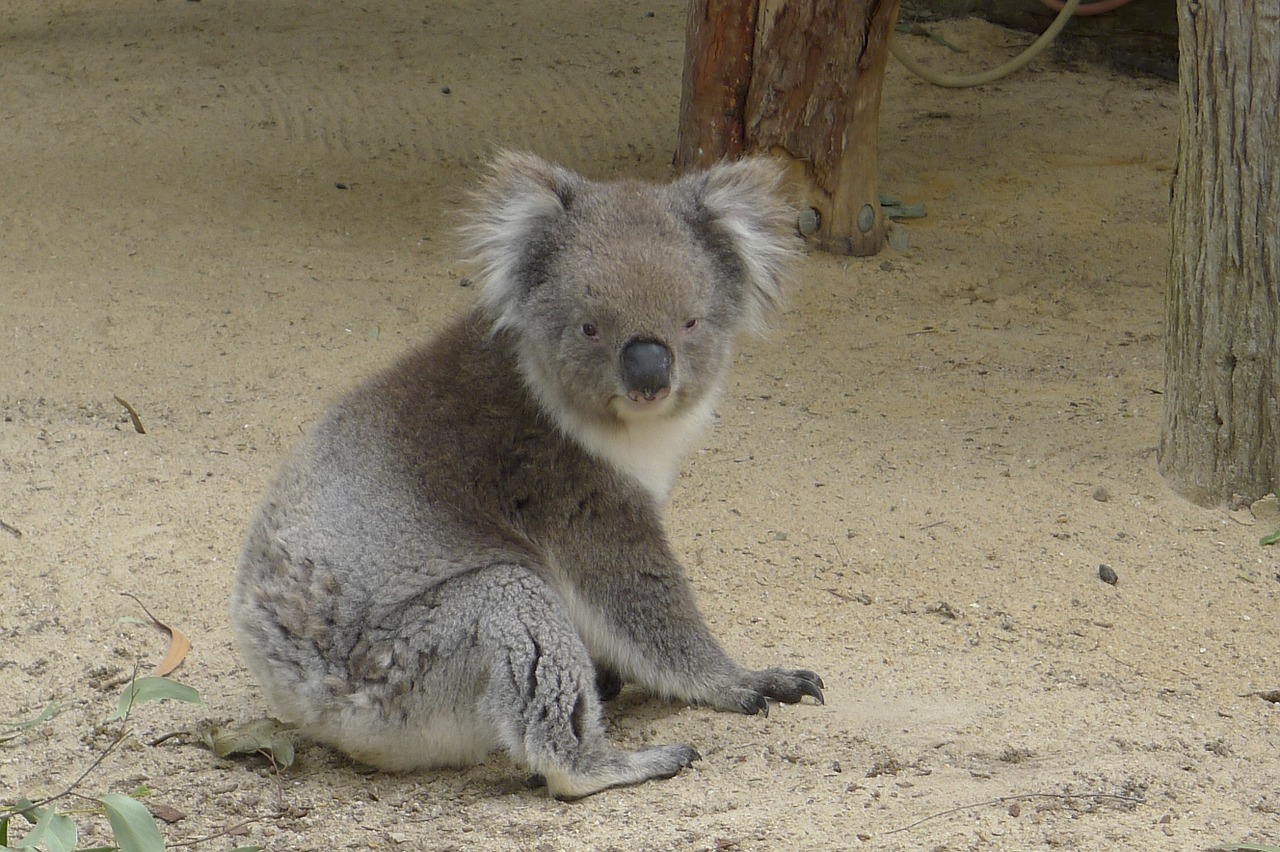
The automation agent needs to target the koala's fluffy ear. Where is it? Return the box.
[685,158,798,335]
[467,151,581,332]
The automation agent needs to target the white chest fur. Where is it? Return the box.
[561,395,716,501]
[514,346,719,502]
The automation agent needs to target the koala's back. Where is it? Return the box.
[230,312,593,719]
[240,308,602,575]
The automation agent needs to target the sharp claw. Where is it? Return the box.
[786,670,824,704]
[802,679,825,705]
[755,693,770,717]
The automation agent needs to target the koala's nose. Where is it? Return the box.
[621,338,673,402]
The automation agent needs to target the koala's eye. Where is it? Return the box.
[682,318,699,333]
[581,322,600,340]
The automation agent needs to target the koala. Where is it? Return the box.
[230,152,824,799]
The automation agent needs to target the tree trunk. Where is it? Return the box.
[675,0,758,169]
[675,0,900,256]
[1159,2,1280,506]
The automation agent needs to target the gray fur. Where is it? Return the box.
[230,152,824,799]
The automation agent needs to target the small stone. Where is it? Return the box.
[1098,564,1118,585]
[1092,485,1112,502]
[887,225,910,251]
[1250,492,1280,525]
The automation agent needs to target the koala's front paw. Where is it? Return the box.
[722,668,825,716]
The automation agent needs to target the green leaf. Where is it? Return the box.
[1260,528,1280,547]
[113,678,204,720]
[0,701,60,729]
[98,794,165,852]
[9,803,77,852]
[0,702,60,741]
[1,815,9,845]
[12,797,38,820]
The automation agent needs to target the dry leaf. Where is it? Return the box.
[149,802,187,824]
[113,395,147,434]
[204,718,298,769]
[121,592,191,675]
[155,627,192,676]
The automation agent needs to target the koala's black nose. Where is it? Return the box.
[621,338,672,402]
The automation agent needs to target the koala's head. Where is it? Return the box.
[467,151,796,431]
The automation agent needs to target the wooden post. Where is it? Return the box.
[675,0,758,170]
[1159,0,1280,506]
[675,0,901,256]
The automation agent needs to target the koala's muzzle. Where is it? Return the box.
[621,338,672,403]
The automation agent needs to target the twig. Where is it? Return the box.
[120,591,161,625]
[9,738,126,818]
[147,730,192,747]
[113,395,146,434]
[167,817,264,849]
[881,792,1146,836]
[266,741,288,815]
[121,591,191,676]
[825,588,872,605]
[169,744,291,848]
[1,663,144,822]
[0,518,21,538]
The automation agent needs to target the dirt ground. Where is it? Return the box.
[2,1,1277,850]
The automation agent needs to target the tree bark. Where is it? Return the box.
[1160,1,1280,506]
[675,0,757,170]
[745,0,899,256]
[675,0,900,256]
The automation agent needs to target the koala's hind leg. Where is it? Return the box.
[466,566,698,799]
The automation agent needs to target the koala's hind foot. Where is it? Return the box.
[471,567,699,798]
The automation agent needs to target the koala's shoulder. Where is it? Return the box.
[320,312,522,441]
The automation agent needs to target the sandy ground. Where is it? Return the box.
[2,1,1278,850]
